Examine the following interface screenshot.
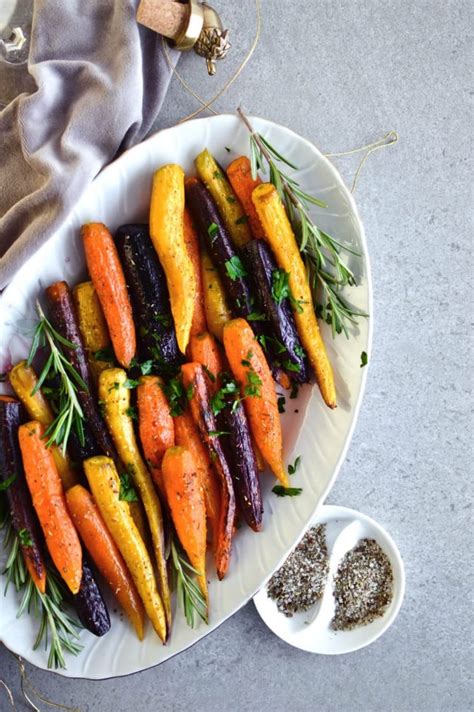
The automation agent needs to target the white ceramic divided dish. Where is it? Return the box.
[254,505,405,654]
[0,115,372,678]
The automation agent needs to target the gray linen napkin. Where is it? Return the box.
[0,0,176,290]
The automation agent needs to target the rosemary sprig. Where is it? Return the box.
[2,517,83,669]
[170,538,208,628]
[238,108,367,338]
[27,300,87,453]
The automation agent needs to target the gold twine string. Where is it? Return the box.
[162,0,262,123]
[0,679,15,709]
[0,655,81,712]
[324,130,399,192]
[162,0,397,191]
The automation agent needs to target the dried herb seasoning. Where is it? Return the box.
[331,538,393,630]
[267,525,329,616]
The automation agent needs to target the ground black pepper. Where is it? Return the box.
[267,525,329,616]
[331,538,393,630]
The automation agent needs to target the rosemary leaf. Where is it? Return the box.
[238,108,368,339]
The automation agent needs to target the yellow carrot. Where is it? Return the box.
[83,457,167,641]
[200,249,232,342]
[149,164,196,354]
[73,281,112,383]
[195,149,251,248]
[252,183,336,408]
[98,367,171,634]
[9,361,78,490]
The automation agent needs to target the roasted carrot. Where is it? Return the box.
[195,149,251,248]
[223,318,289,487]
[174,411,220,549]
[81,222,136,369]
[252,183,336,408]
[184,208,207,339]
[99,368,171,633]
[9,361,78,490]
[149,164,196,355]
[188,334,264,473]
[18,421,83,594]
[162,446,208,602]
[189,332,225,390]
[83,456,167,642]
[181,362,235,579]
[137,375,174,499]
[73,281,113,383]
[200,249,232,342]
[0,397,46,593]
[66,484,145,640]
[226,156,264,239]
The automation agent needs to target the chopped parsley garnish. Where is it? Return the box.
[154,313,172,327]
[226,195,236,204]
[119,472,138,502]
[139,325,148,337]
[244,370,262,398]
[272,485,303,497]
[241,350,253,367]
[257,333,286,354]
[210,376,239,415]
[294,344,305,359]
[202,365,216,383]
[289,382,299,399]
[360,351,368,368]
[288,456,302,475]
[108,381,120,392]
[213,170,223,179]
[0,473,17,491]
[271,269,304,312]
[277,396,286,413]
[225,146,231,153]
[124,378,140,389]
[125,406,138,420]
[163,377,193,417]
[208,222,219,240]
[94,346,115,362]
[208,430,231,437]
[140,360,154,375]
[235,215,249,225]
[18,528,33,547]
[281,359,301,373]
[247,311,266,322]
[225,256,247,281]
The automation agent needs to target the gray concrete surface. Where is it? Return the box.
[1,1,472,710]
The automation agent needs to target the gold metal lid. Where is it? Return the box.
[174,0,204,52]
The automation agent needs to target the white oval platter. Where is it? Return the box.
[0,114,372,678]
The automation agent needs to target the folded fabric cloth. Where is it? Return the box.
[0,0,176,290]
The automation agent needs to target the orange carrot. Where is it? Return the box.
[162,446,208,602]
[181,363,235,579]
[174,411,220,549]
[183,208,207,339]
[188,336,265,472]
[253,440,265,471]
[223,318,289,487]
[137,375,174,499]
[189,331,225,391]
[81,222,136,368]
[226,156,264,239]
[66,484,145,640]
[18,421,83,594]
